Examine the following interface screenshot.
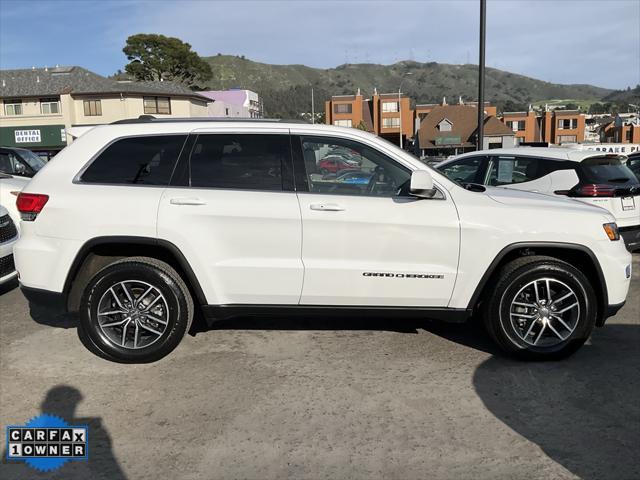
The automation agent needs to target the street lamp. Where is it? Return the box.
[398,72,413,149]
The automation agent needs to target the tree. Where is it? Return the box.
[123,34,212,87]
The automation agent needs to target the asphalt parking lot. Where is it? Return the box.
[0,255,638,480]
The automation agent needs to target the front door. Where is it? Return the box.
[293,134,460,307]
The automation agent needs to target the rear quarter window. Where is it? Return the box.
[80,135,187,185]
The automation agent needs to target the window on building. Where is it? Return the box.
[334,103,352,114]
[40,97,60,114]
[4,100,22,116]
[558,118,578,130]
[143,96,171,115]
[83,99,102,116]
[382,117,400,128]
[437,119,452,132]
[382,102,399,113]
[506,120,525,132]
[625,129,632,141]
[80,135,187,185]
[333,119,352,127]
[189,134,286,191]
[557,135,577,144]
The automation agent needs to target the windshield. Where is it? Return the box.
[580,155,639,186]
[16,148,47,172]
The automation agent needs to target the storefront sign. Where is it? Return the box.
[15,130,42,144]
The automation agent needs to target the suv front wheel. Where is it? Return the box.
[78,257,193,363]
[483,255,597,360]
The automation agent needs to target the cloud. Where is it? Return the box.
[0,0,638,89]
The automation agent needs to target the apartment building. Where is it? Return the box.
[502,108,585,145]
[0,66,210,157]
[200,89,263,118]
[324,90,415,146]
[600,114,640,144]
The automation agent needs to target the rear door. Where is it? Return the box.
[157,128,303,305]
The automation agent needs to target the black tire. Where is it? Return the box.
[78,256,193,363]
[483,255,597,360]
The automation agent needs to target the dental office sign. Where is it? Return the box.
[14,129,41,144]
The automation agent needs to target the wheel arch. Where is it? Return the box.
[468,242,608,326]
[64,236,207,312]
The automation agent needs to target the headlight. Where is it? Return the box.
[603,222,620,241]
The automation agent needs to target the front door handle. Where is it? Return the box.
[169,197,207,206]
[310,203,345,211]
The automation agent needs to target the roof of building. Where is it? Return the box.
[418,104,514,148]
[0,66,209,100]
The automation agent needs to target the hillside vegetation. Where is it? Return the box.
[201,55,613,118]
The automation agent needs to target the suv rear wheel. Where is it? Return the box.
[483,255,597,360]
[78,256,193,363]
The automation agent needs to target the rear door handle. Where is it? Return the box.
[310,203,345,211]
[169,197,207,206]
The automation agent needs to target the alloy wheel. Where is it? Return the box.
[508,277,580,347]
[96,280,169,349]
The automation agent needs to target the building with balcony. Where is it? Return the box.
[0,66,210,157]
[324,90,415,146]
[502,108,586,145]
[200,89,263,118]
[600,114,640,144]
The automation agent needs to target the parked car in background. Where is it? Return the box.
[437,148,640,251]
[0,147,48,229]
[318,155,361,174]
[0,205,19,285]
[627,152,640,181]
[14,118,631,363]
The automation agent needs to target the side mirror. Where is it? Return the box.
[410,170,436,198]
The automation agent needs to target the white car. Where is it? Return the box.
[436,148,640,251]
[0,147,48,229]
[14,118,632,362]
[0,204,19,285]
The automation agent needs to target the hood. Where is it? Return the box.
[485,186,612,217]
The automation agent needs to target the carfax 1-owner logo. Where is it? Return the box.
[5,414,88,472]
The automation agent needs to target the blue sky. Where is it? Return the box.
[1,0,639,90]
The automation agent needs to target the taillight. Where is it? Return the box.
[16,193,49,221]
[569,184,617,197]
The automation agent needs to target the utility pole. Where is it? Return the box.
[398,72,412,149]
[477,0,486,150]
[311,87,315,124]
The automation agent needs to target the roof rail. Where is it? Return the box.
[110,115,307,125]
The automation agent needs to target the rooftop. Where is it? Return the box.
[0,66,209,100]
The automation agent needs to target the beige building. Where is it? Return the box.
[0,66,210,157]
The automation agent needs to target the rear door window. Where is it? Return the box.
[580,155,639,186]
[81,135,187,185]
[487,156,564,186]
[189,134,287,191]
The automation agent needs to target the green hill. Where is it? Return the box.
[202,55,613,118]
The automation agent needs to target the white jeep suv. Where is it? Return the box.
[14,118,633,362]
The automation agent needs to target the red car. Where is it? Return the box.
[318,156,361,174]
